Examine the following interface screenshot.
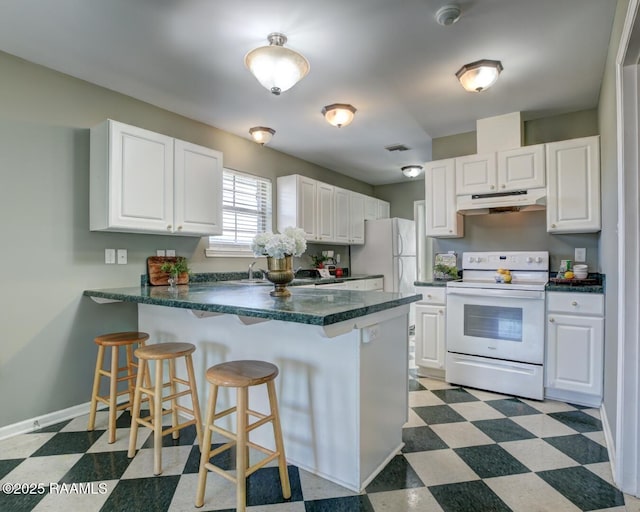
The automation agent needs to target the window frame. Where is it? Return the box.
[206,168,273,258]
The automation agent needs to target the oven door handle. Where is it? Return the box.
[446,288,545,300]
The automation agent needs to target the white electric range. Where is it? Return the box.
[445,251,549,400]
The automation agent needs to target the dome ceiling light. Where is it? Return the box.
[401,165,423,178]
[435,4,461,26]
[321,104,357,128]
[249,126,276,145]
[244,33,310,95]
[456,59,503,92]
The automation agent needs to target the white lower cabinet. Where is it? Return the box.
[414,287,446,378]
[545,292,604,407]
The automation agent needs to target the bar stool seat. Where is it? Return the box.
[196,360,291,512]
[88,331,150,443]
[128,342,203,475]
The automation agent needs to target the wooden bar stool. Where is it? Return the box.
[88,331,150,443]
[128,342,203,475]
[195,360,291,512]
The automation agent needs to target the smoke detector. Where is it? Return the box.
[436,4,461,26]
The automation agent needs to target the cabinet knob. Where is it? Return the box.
[449,229,453,233]
[549,318,555,323]
[490,185,495,190]
[551,223,556,228]
[427,294,432,298]
[177,225,183,231]
[167,225,172,231]
[439,309,444,314]
[571,300,578,306]
[501,184,506,189]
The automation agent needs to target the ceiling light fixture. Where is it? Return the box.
[435,5,461,26]
[244,32,310,95]
[401,165,423,178]
[321,104,357,128]
[249,126,276,145]
[455,59,503,92]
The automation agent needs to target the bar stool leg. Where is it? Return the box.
[88,345,105,432]
[236,387,248,512]
[153,359,164,475]
[267,381,291,499]
[125,344,135,410]
[107,346,119,443]
[195,382,218,508]
[169,359,180,440]
[128,358,146,458]
[185,354,203,446]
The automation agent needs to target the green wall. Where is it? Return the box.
[0,50,373,428]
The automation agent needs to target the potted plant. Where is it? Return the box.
[310,254,329,269]
[160,256,190,288]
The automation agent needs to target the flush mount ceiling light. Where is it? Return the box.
[321,104,357,128]
[435,4,461,26]
[401,165,423,178]
[455,59,503,92]
[249,126,276,145]
[244,32,310,95]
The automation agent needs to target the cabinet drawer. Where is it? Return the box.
[415,286,446,305]
[547,292,604,316]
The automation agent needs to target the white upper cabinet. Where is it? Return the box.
[456,144,545,196]
[316,182,334,242]
[364,196,378,220]
[334,187,351,244]
[497,144,545,191]
[90,119,222,236]
[377,199,390,219]
[455,153,497,195]
[173,139,223,235]
[424,159,463,238]
[349,192,366,244]
[546,135,601,233]
[277,174,317,239]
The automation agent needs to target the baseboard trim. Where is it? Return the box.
[601,403,618,485]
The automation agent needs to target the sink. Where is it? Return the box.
[225,279,271,286]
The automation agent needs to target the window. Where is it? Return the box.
[207,169,272,257]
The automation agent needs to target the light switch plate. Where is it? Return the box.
[117,249,127,265]
[166,249,176,257]
[575,248,586,262]
[156,249,166,257]
[105,248,116,264]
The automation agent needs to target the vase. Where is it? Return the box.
[266,255,295,297]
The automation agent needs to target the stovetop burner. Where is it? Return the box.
[447,251,549,291]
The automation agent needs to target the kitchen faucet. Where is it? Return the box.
[248,260,257,280]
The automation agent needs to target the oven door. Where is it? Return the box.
[446,287,545,364]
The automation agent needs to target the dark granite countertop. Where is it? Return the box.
[414,280,453,287]
[545,273,605,294]
[84,278,420,326]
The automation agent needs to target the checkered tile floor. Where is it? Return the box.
[1,372,639,511]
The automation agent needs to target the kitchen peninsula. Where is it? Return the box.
[83,280,421,492]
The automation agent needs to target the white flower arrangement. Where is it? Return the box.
[251,227,307,259]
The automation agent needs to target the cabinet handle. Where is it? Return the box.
[551,223,556,228]
[549,318,555,323]
[167,225,172,231]
[571,301,578,306]
[439,310,444,314]
[490,185,495,190]
[449,229,453,233]
[177,225,183,231]
[501,184,506,189]
[427,294,432,298]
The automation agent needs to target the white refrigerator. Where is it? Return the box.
[350,218,417,323]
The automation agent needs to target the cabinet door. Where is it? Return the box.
[498,144,545,191]
[377,200,390,219]
[334,187,350,244]
[174,140,223,235]
[455,153,497,195]
[546,136,600,233]
[415,303,446,369]
[297,176,317,239]
[364,196,378,220]
[424,159,463,237]
[546,313,604,396]
[108,120,174,232]
[317,182,334,241]
[349,192,366,244]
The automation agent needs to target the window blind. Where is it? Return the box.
[208,169,272,255]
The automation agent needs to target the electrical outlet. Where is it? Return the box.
[361,324,380,343]
[156,249,166,257]
[575,248,586,262]
[117,249,127,264]
[105,248,116,264]
[166,249,176,257]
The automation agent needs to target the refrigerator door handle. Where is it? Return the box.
[397,233,403,256]
[398,257,404,282]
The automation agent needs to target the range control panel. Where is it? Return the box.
[462,251,549,272]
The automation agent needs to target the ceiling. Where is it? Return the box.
[0,0,617,185]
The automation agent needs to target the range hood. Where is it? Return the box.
[457,188,546,215]
[456,112,546,215]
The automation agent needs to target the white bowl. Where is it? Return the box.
[574,271,588,279]
[573,264,588,271]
